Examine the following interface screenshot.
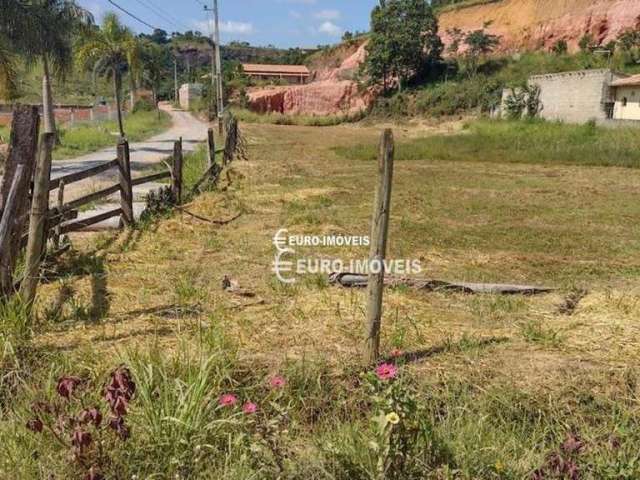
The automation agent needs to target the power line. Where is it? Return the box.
[132,0,192,32]
[106,0,159,31]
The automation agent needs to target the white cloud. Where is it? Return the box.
[314,9,341,20]
[318,21,343,37]
[220,20,255,35]
[194,19,255,36]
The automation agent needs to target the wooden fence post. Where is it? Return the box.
[0,105,40,296]
[364,129,395,365]
[53,180,65,249]
[207,128,215,172]
[117,140,134,226]
[172,137,183,204]
[21,133,55,305]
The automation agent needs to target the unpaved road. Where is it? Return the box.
[52,104,209,230]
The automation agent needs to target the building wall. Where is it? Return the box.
[179,83,204,110]
[613,86,640,121]
[528,70,623,124]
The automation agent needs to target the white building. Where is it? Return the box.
[610,74,640,121]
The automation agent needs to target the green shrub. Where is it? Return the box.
[131,98,155,113]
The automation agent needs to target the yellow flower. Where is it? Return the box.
[385,412,400,425]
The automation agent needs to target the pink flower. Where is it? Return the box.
[375,363,398,380]
[219,393,238,407]
[390,348,403,358]
[269,375,287,389]
[242,402,258,414]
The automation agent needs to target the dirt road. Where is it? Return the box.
[52,104,209,229]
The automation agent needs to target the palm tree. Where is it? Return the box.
[0,1,93,139]
[76,12,139,139]
[0,38,17,101]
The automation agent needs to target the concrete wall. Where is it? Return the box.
[613,85,640,121]
[179,83,204,110]
[528,70,623,124]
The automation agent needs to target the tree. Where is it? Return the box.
[76,13,140,139]
[140,40,171,111]
[551,39,568,55]
[578,33,596,52]
[0,0,93,139]
[364,0,443,92]
[462,25,500,77]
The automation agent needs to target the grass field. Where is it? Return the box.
[2,119,640,478]
[52,110,171,160]
[336,119,640,168]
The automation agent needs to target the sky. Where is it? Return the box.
[78,0,379,48]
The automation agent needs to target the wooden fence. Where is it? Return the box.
[0,105,239,301]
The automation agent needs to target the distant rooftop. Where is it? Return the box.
[610,74,640,87]
[241,64,310,76]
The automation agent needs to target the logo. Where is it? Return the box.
[272,229,296,284]
[272,229,422,284]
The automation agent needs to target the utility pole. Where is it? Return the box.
[205,0,225,135]
[174,57,178,105]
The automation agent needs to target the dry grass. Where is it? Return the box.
[35,119,640,384]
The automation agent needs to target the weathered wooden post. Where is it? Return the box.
[364,129,395,365]
[172,137,183,204]
[21,133,56,304]
[117,140,134,226]
[0,105,40,296]
[207,128,216,172]
[53,180,65,249]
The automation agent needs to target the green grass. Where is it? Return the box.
[0,125,9,142]
[334,119,640,168]
[53,110,171,160]
[232,107,366,127]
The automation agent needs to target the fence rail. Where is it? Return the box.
[2,106,241,303]
[49,159,119,191]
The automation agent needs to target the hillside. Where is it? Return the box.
[439,0,640,53]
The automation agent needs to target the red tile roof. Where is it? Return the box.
[241,63,310,76]
[610,74,640,87]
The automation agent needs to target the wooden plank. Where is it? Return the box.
[60,208,122,234]
[117,141,134,226]
[49,159,118,191]
[0,105,40,296]
[207,129,216,170]
[64,183,120,210]
[22,133,56,304]
[172,138,183,204]
[53,180,65,249]
[0,166,27,260]
[130,171,171,187]
[364,129,394,365]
